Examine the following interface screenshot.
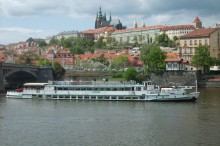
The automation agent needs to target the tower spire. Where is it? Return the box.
[109,11,112,21]
[98,6,102,17]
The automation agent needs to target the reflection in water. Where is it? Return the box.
[0,88,220,146]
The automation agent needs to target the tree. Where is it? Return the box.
[19,50,38,65]
[133,36,138,44]
[37,58,51,66]
[70,46,84,54]
[94,54,109,66]
[49,36,59,45]
[191,45,214,74]
[94,36,106,48]
[53,62,65,78]
[124,67,138,81]
[111,56,129,69]
[140,43,166,76]
[155,33,177,47]
[37,40,47,47]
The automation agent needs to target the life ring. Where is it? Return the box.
[161,89,165,93]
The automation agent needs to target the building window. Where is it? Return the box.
[184,48,187,53]
[190,40,192,45]
[205,39,208,45]
[168,64,172,68]
[184,41,187,46]
[194,40,197,45]
[179,48,182,53]
[199,40,202,45]
[190,48,193,54]
[173,63,177,68]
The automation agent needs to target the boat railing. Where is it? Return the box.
[50,81,139,86]
[178,86,195,90]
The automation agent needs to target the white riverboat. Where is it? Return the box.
[6,80,200,101]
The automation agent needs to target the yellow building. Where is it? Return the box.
[178,28,220,62]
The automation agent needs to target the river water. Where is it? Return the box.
[0,88,220,146]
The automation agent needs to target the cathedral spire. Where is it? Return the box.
[103,12,106,20]
[109,11,112,21]
[98,6,102,17]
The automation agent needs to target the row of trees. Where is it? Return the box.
[192,45,220,74]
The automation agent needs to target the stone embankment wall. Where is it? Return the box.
[151,71,198,87]
[64,70,111,81]
[37,67,54,82]
[0,64,4,92]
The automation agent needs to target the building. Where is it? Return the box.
[212,23,220,28]
[95,6,125,30]
[178,28,220,61]
[56,30,82,40]
[111,25,164,44]
[161,25,195,40]
[160,17,202,40]
[83,26,116,42]
[165,58,188,71]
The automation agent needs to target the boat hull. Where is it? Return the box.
[6,91,199,102]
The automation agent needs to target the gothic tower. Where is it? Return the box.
[95,6,103,29]
[193,17,202,29]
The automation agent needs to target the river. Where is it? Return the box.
[0,88,220,146]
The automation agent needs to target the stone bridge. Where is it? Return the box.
[0,63,54,91]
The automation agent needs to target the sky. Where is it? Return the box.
[0,0,220,45]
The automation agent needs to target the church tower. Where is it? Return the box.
[134,20,138,28]
[95,6,103,29]
[193,17,202,29]
[109,12,112,21]
[142,21,145,27]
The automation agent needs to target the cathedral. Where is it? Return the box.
[95,7,125,30]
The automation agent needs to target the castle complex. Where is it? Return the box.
[95,7,125,30]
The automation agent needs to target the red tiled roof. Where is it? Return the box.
[165,58,183,62]
[83,26,116,34]
[180,28,219,39]
[193,17,201,23]
[75,53,143,66]
[161,25,195,31]
[0,54,7,62]
[113,25,165,34]
[166,52,178,58]
[58,48,70,54]
[47,49,54,54]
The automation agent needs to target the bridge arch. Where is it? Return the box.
[4,69,38,90]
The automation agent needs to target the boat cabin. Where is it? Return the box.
[24,83,48,90]
[143,81,156,91]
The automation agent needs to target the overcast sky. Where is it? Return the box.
[1,0,220,44]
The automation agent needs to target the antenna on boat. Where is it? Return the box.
[195,79,198,92]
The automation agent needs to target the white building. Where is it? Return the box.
[160,17,202,40]
[111,25,164,44]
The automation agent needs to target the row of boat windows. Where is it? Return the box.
[37,95,146,99]
[55,87,142,91]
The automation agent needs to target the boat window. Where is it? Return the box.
[136,87,141,91]
[125,87,131,91]
[113,88,117,91]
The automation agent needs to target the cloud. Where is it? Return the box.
[0,27,57,44]
[1,0,220,44]
[2,0,219,17]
